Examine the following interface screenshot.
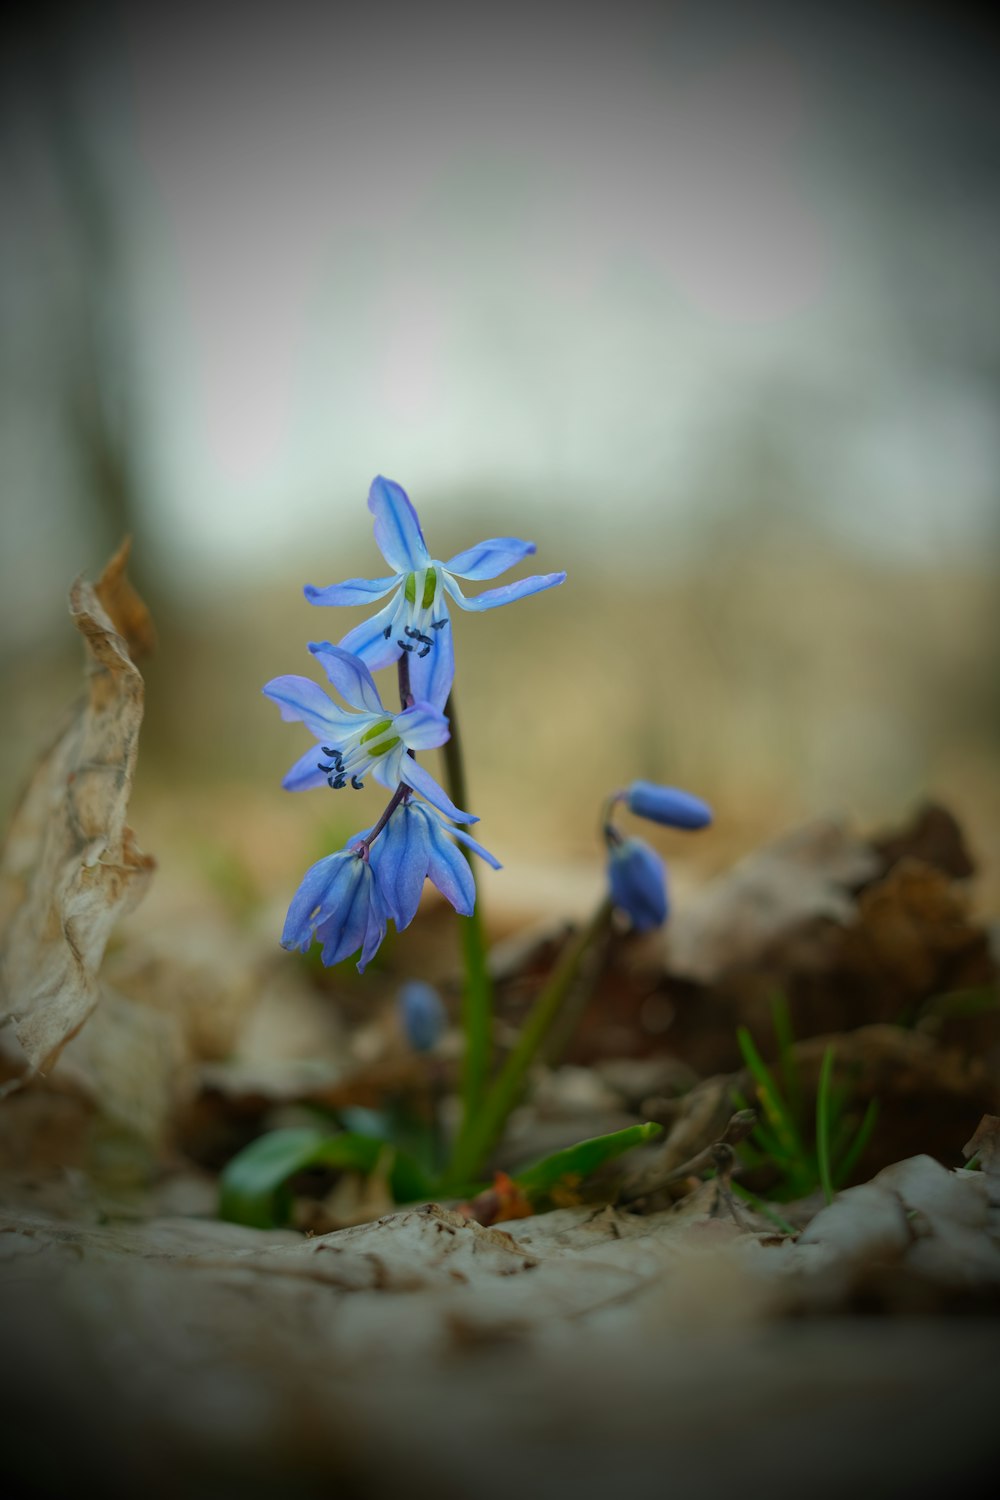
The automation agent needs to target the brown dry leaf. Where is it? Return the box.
[0,546,154,1075]
[665,818,879,984]
[93,536,157,662]
[854,857,986,994]
[964,1114,1000,1179]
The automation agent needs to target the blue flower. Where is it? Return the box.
[625,781,713,830]
[263,642,475,824]
[398,981,447,1052]
[607,836,668,932]
[358,797,501,929]
[281,795,500,972]
[281,846,386,971]
[304,475,566,705]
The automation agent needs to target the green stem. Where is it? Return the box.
[439,690,494,1143]
[444,895,614,1189]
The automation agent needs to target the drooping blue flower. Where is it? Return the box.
[398,981,447,1052]
[607,836,668,932]
[304,475,566,704]
[356,796,501,929]
[281,845,386,972]
[625,781,713,830]
[263,642,475,824]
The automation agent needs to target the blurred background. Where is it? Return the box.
[2,0,998,923]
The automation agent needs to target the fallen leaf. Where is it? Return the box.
[964,1114,1000,1179]
[665,818,879,984]
[0,547,154,1074]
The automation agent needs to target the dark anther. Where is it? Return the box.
[431,618,447,630]
[351,775,365,790]
[406,626,434,647]
[332,774,347,789]
[383,625,392,638]
[397,638,415,652]
[418,645,430,657]
[318,762,334,775]
[321,747,344,764]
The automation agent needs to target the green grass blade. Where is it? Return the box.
[832,1098,879,1187]
[737,1026,805,1164]
[815,1046,836,1205]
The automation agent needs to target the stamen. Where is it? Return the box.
[431,618,447,630]
[398,638,415,652]
[351,775,365,790]
[332,774,347,790]
[383,625,392,639]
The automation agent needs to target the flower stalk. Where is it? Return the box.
[443,893,614,1190]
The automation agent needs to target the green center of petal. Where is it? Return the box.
[403,568,438,610]
[360,719,394,745]
[365,735,400,759]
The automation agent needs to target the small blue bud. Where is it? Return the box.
[626,781,713,831]
[607,837,668,932]
[398,980,447,1052]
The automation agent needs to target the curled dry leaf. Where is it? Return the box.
[0,543,154,1075]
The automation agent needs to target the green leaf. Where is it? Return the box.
[737,1026,806,1165]
[219,1127,434,1229]
[514,1122,663,1201]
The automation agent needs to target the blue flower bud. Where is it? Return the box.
[626,781,713,831]
[398,980,447,1052]
[607,837,668,932]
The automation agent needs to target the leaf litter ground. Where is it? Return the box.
[1,548,999,1499]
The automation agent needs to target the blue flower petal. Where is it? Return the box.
[627,781,713,831]
[396,701,450,752]
[280,850,357,952]
[443,570,567,613]
[368,475,431,573]
[407,617,454,711]
[307,642,384,714]
[337,593,404,672]
[608,838,668,932]
[356,896,387,973]
[281,744,330,792]
[369,804,431,929]
[303,576,398,607]
[424,817,476,915]
[443,537,537,581]
[449,823,502,870]
[314,860,373,965]
[400,758,478,823]
[263,676,355,739]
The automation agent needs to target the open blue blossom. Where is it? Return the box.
[281,846,386,972]
[356,797,501,929]
[263,643,475,824]
[607,837,668,932]
[282,794,500,972]
[304,475,566,704]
